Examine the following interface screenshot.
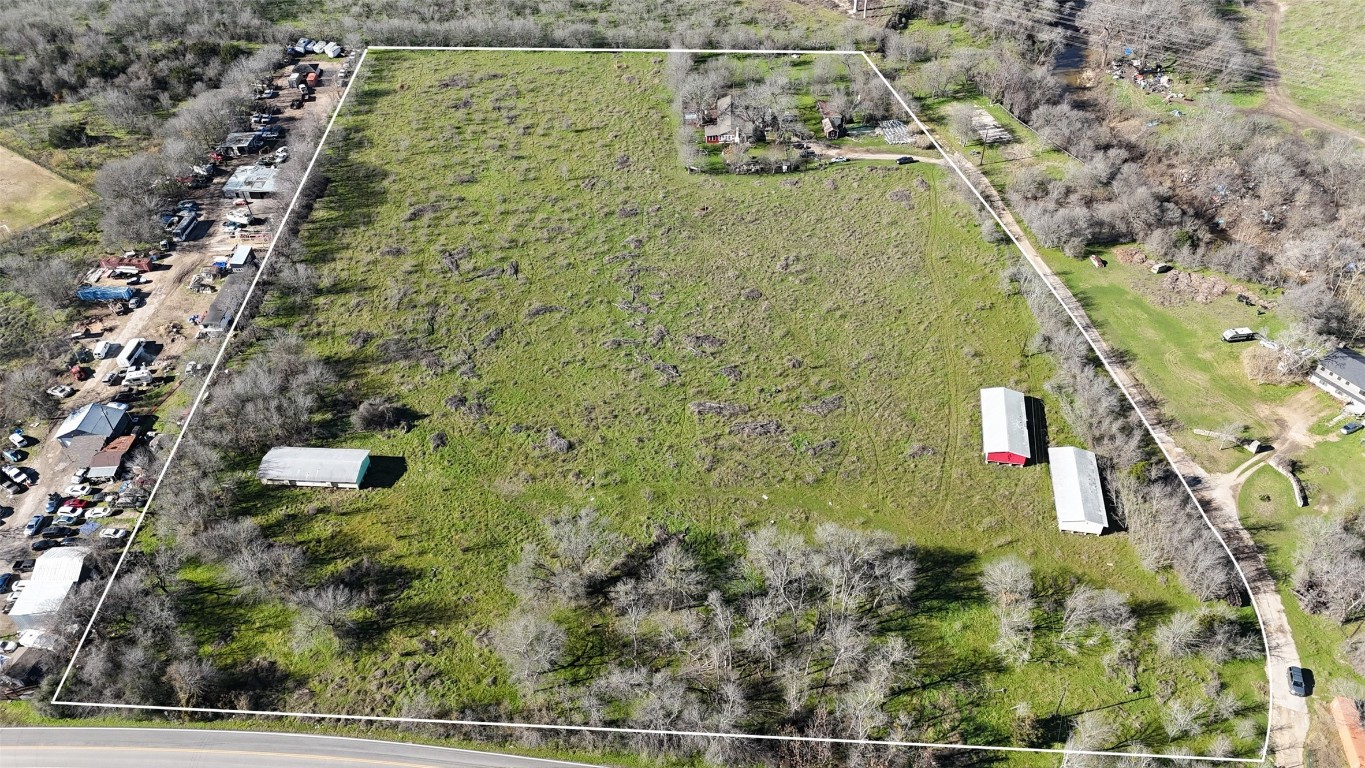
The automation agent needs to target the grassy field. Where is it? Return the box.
[133,50,1268,758]
[0,143,92,235]
[1275,0,1365,134]
[1034,246,1296,473]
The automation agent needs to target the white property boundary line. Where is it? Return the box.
[49,45,1270,765]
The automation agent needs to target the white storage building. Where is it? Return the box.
[980,387,1032,466]
[8,547,89,632]
[1048,446,1109,535]
[258,447,371,489]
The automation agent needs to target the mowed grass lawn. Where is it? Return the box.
[1277,0,1365,134]
[0,143,91,233]
[203,51,1266,754]
[1037,248,1296,473]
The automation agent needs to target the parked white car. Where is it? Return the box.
[85,506,113,519]
[64,483,92,497]
[46,385,75,398]
[2,466,28,485]
[99,528,129,540]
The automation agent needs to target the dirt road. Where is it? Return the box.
[944,148,1309,766]
[1259,0,1364,145]
[813,144,947,165]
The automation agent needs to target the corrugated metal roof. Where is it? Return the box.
[258,446,370,485]
[1048,447,1108,534]
[980,387,1030,459]
[222,165,279,196]
[8,547,88,620]
[1319,347,1365,388]
[55,402,130,444]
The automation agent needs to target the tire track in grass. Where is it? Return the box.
[920,171,965,520]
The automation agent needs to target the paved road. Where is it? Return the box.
[944,149,1309,767]
[4,727,604,768]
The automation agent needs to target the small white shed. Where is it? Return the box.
[1048,446,1109,535]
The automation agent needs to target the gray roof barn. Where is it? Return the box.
[258,447,372,489]
[55,402,131,447]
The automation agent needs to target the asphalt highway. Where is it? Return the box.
[4,727,606,768]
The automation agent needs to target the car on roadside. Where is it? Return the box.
[44,493,62,513]
[112,388,139,403]
[46,384,75,398]
[895,156,916,165]
[62,498,90,509]
[99,528,129,540]
[86,506,113,519]
[41,526,74,539]
[31,539,56,551]
[102,370,123,385]
[55,512,83,526]
[8,433,29,449]
[830,156,849,163]
[1,448,24,463]
[128,296,146,309]
[64,483,92,497]
[0,573,15,593]
[1342,422,1363,436]
[2,465,30,486]
[3,481,24,497]
[1287,665,1310,696]
[798,150,816,159]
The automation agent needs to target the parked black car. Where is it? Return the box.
[11,559,35,572]
[41,525,75,539]
[895,156,917,165]
[31,539,57,551]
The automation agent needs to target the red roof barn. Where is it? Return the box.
[981,387,1032,465]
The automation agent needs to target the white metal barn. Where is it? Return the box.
[8,547,89,632]
[980,387,1031,466]
[1048,446,1109,535]
[258,447,371,489]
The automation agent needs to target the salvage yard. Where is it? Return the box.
[146,49,1270,755]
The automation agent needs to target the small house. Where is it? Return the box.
[1048,446,1109,535]
[704,96,737,144]
[217,131,264,158]
[87,434,136,481]
[816,101,845,139]
[221,165,279,200]
[215,245,257,273]
[1308,347,1365,409]
[980,387,1032,465]
[258,446,371,489]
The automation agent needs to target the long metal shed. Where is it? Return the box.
[258,447,371,489]
[980,386,1031,465]
[1048,446,1109,535]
